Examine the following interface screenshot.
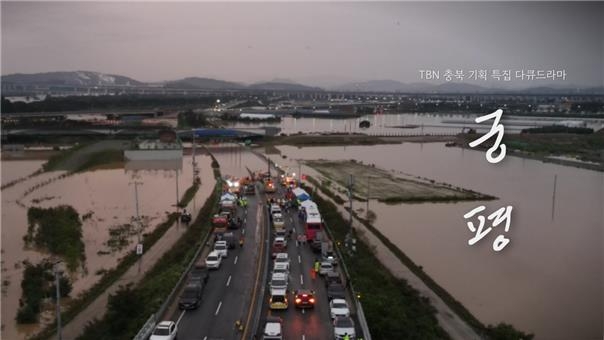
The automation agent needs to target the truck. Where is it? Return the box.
[212,214,228,234]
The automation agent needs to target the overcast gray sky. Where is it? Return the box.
[1,2,603,87]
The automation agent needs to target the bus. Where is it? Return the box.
[304,205,323,241]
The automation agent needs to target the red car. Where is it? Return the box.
[294,289,316,309]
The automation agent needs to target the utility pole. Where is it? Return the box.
[192,129,199,185]
[53,261,63,340]
[175,170,179,207]
[551,174,557,221]
[366,175,370,213]
[130,181,144,273]
[267,157,271,178]
[346,174,354,254]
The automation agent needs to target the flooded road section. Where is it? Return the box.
[205,143,272,177]
[1,154,214,340]
[273,143,603,340]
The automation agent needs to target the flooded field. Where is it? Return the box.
[1,154,214,339]
[304,159,492,202]
[224,113,604,136]
[272,143,603,340]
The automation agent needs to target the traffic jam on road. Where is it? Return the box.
[150,170,361,340]
[258,172,361,340]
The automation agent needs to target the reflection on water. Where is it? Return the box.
[1,155,213,339]
[224,114,604,136]
[275,143,603,340]
[206,143,271,177]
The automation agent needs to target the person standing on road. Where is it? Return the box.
[314,260,320,274]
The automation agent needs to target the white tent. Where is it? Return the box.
[220,193,237,202]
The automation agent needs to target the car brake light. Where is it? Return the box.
[302,294,307,297]
[295,298,301,304]
[309,298,315,303]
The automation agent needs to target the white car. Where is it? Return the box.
[274,253,290,270]
[263,316,283,339]
[272,261,289,275]
[270,272,288,290]
[205,251,222,269]
[214,240,228,258]
[150,321,177,340]
[270,204,282,216]
[319,261,334,275]
[274,236,287,247]
[329,299,351,319]
[333,316,356,340]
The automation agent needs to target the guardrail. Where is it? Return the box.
[132,314,156,340]
[321,215,372,340]
[248,186,271,339]
[132,180,220,340]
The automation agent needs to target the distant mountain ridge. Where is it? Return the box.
[164,77,245,90]
[1,71,142,87]
[248,81,322,92]
[2,71,602,94]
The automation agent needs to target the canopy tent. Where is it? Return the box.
[292,187,310,201]
[220,193,237,202]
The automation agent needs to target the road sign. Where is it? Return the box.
[136,243,143,255]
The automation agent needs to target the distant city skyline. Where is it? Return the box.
[2,2,602,88]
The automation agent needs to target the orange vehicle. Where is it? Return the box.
[264,178,276,193]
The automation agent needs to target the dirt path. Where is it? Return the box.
[304,181,482,340]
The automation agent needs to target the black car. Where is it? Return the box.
[190,265,209,285]
[222,232,237,249]
[180,212,192,223]
[245,184,255,195]
[179,282,203,310]
[324,271,343,287]
[327,283,346,300]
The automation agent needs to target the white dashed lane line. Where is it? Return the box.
[215,301,222,316]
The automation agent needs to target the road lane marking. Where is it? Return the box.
[298,255,301,264]
[203,337,207,340]
[300,274,304,285]
[302,335,306,340]
[302,308,305,314]
[215,301,222,315]
[234,256,238,264]
[176,310,186,326]
[226,275,232,287]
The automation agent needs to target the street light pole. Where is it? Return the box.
[53,262,62,340]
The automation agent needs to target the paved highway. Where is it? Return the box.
[166,187,263,340]
[255,183,360,340]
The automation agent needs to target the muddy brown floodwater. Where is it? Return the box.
[274,143,603,340]
[1,154,213,339]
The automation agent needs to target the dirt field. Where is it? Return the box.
[305,159,493,203]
